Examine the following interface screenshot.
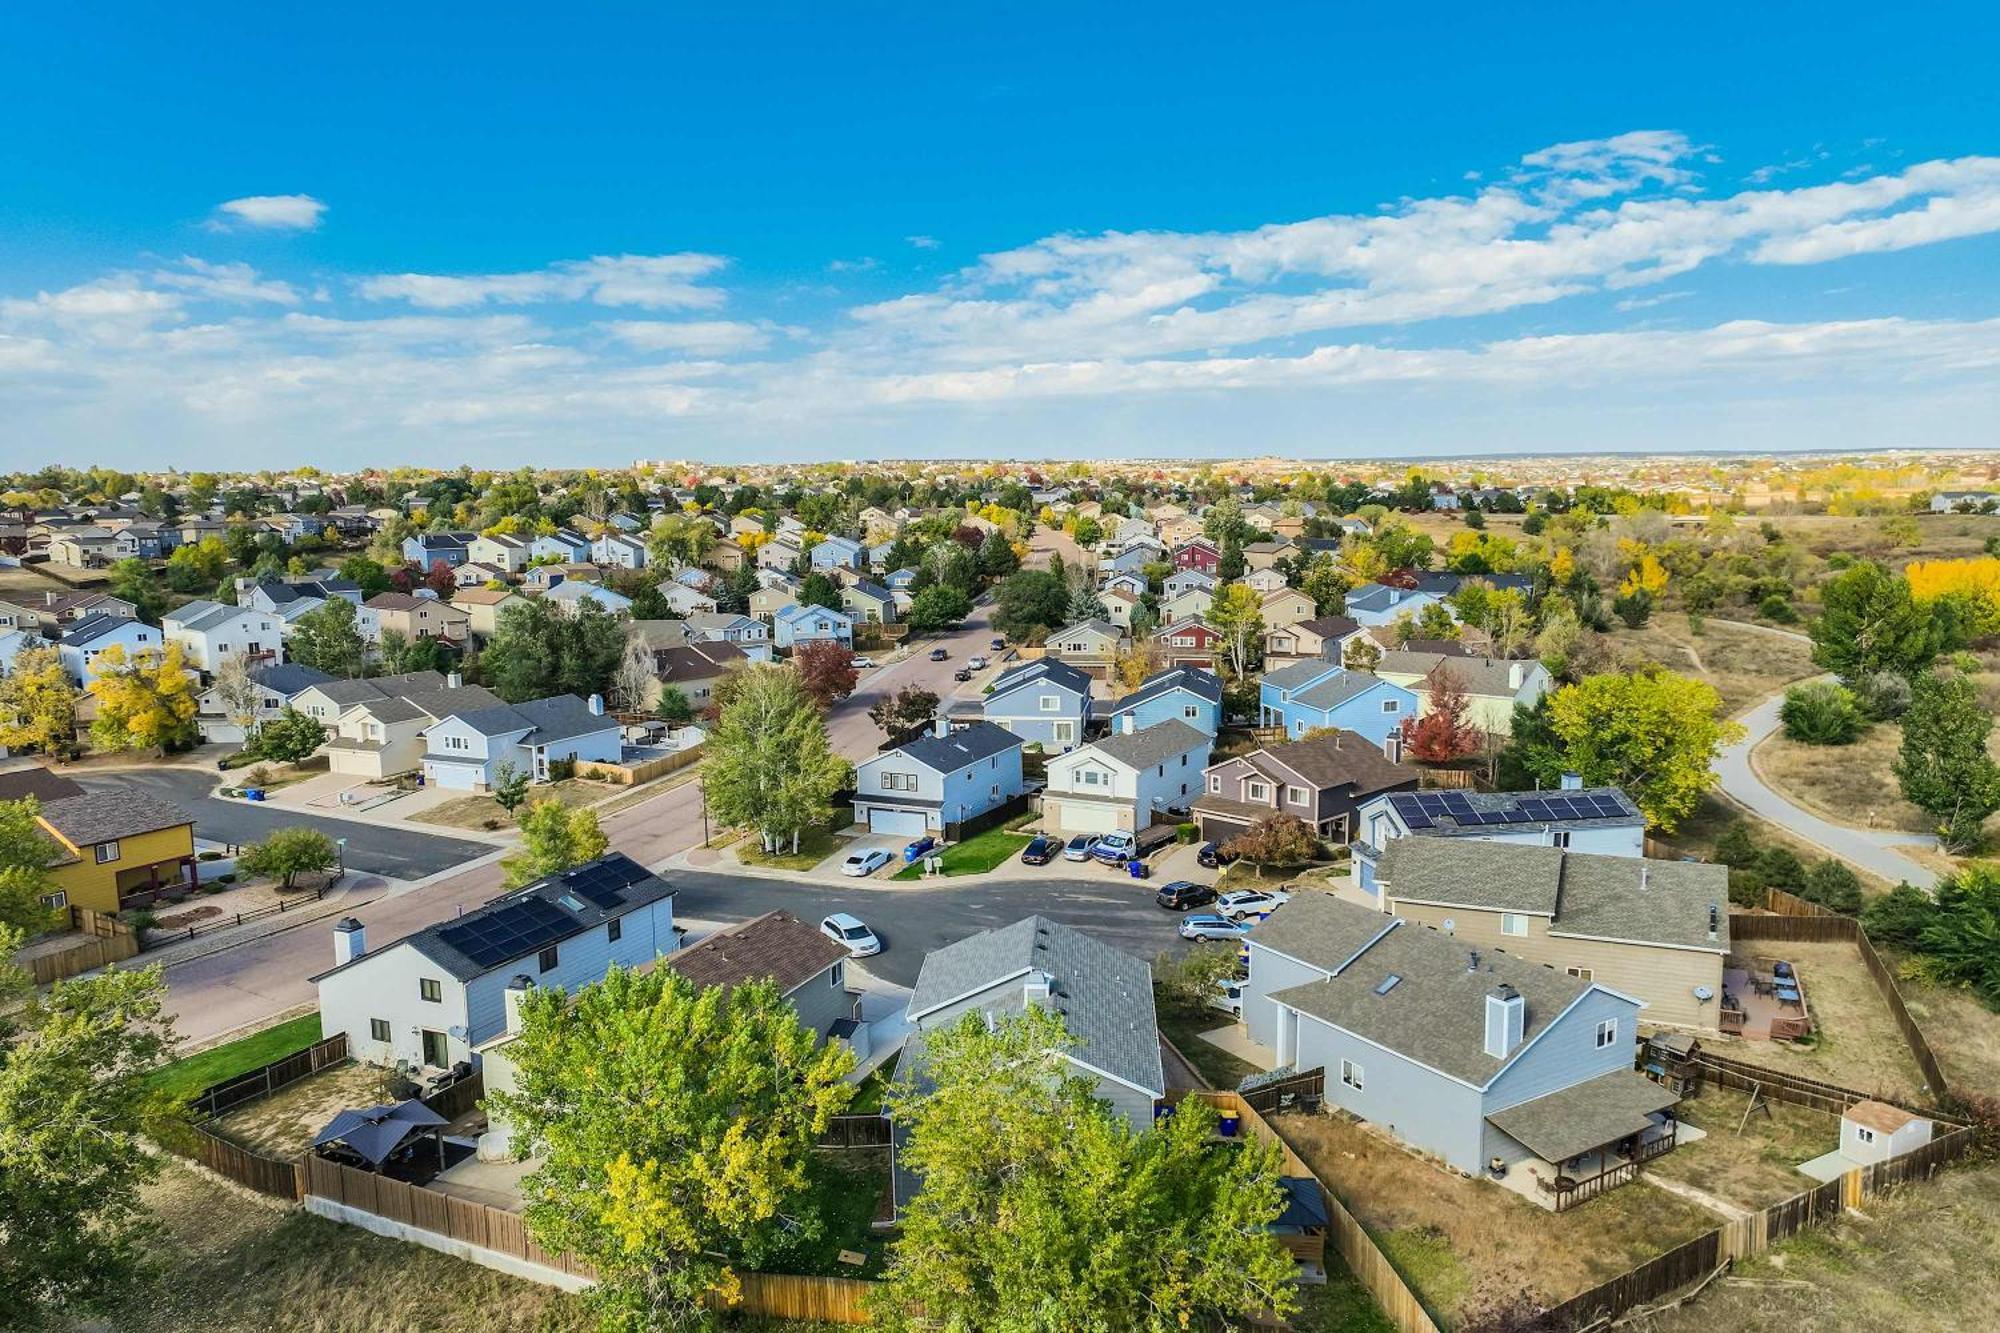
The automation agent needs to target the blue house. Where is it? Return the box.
[853,719,1026,837]
[982,659,1094,754]
[772,602,856,650]
[1106,665,1223,738]
[1345,582,1447,628]
[530,529,591,563]
[809,536,865,571]
[1258,661,1416,744]
[1104,543,1163,576]
[403,532,474,569]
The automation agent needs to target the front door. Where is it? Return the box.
[421,1029,449,1068]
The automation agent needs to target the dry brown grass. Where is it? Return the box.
[1887,961,2000,1097]
[407,778,609,831]
[1269,1109,1717,1325]
[1606,612,1816,718]
[211,1062,399,1157]
[1628,1158,2000,1333]
[1649,1090,1841,1210]
[1706,941,1930,1104]
[1752,726,1931,835]
[1763,512,2000,569]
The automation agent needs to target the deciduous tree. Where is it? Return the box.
[238,826,338,889]
[502,802,609,888]
[792,638,858,709]
[287,596,367,678]
[483,598,627,704]
[490,760,532,816]
[88,643,199,756]
[1811,560,1951,682]
[868,685,940,739]
[1207,583,1264,678]
[246,706,324,765]
[906,583,971,632]
[704,665,849,854]
[1531,669,1743,832]
[1402,666,1485,762]
[0,645,80,759]
[1220,814,1320,871]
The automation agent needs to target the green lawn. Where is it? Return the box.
[762,1150,893,1279]
[847,1064,896,1115]
[145,1013,323,1106]
[737,827,841,871]
[1155,997,1259,1091]
[891,826,1032,879]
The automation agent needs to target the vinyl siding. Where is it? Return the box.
[1241,944,1330,1049]
[1290,1006,1490,1171]
[1483,988,1640,1114]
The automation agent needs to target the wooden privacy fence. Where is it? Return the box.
[28,906,141,984]
[189,1033,350,1119]
[581,744,703,785]
[1236,1067,1326,1115]
[1732,897,1953,1100]
[819,1113,892,1149]
[190,1128,305,1201]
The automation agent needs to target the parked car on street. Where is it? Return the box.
[1217,889,1291,920]
[1156,880,1218,911]
[990,637,1007,651]
[1209,977,1246,1016]
[819,912,882,957]
[903,835,937,863]
[842,848,894,877]
[953,666,974,682]
[929,647,949,661]
[1178,912,1248,940]
[850,655,875,669]
[1020,835,1059,865]
[1062,834,1098,862]
[968,654,988,670]
[1090,830,1139,865]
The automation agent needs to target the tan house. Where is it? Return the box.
[360,592,470,649]
[1243,540,1295,572]
[1264,614,1368,665]
[324,680,505,780]
[1156,515,1204,548]
[1258,587,1317,630]
[748,584,796,620]
[706,537,747,572]
[1379,838,1729,1031]
[1044,619,1122,680]
[1160,586,1213,624]
[452,586,527,640]
[1371,651,1550,738]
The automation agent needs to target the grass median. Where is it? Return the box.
[891,826,1033,879]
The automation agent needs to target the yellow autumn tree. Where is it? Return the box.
[1549,546,1577,586]
[88,641,199,755]
[1619,554,1669,599]
[1906,557,2000,617]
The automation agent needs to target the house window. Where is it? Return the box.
[1341,1059,1364,1090]
[1566,966,1593,982]
[1285,786,1307,806]
[830,961,845,988]
[1039,695,1060,712]
[1052,721,1075,743]
[1500,913,1529,937]
[1183,704,1200,719]
[1595,1018,1618,1049]
[538,946,560,973]
[1246,781,1269,802]
[1551,830,1572,848]
[39,889,68,911]
[370,1018,391,1043]
[419,978,442,1003]
[95,840,121,864]
[1380,700,1399,713]
[608,917,622,944]
[1855,1126,1876,1144]
[1208,776,1221,794]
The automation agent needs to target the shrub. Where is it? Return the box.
[1714,819,1759,868]
[1758,594,1799,623]
[214,872,236,885]
[125,910,159,932]
[1727,865,1766,908]
[1826,552,1853,570]
[1176,822,1197,843]
[197,850,224,861]
[1755,846,1806,892]
[1853,670,1913,720]
[1802,859,1863,914]
[1611,589,1653,628]
[1862,882,1933,946]
[238,826,339,889]
[1779,681,1866,745]
[1951,650,1984,674]
[245,764,275,788]
[547,756,578,782]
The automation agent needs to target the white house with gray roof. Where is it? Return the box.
[56,614,162,685]
[1242,893,1675,1198]
[162,600,285,674]
[852,718,1026,838]
[421,693,622,791]
[1351,783,1646,898]
[1040,718,1211,836]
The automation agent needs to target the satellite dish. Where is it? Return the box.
[1441,918,1456,932]
[447,1025,469,1041]
[1692,986,1715,1002]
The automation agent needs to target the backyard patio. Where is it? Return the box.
[1722,954,1813,1041]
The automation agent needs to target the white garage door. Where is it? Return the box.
[867,807,928,837]
[1050,798,1123,836]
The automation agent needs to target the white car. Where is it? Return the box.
[1216,889,1291,920]
[1208,978,1246,1016]
[968,654,988,670]
[841,848,894,877]
[820,912,882,957]
[850,655,875,669]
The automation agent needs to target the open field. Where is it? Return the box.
[1630,1159,2000,1333]
[1270,1109,1718,1326]
[1752,725,1933,837]
[1648,1090,1841,1211]
[1704,941,1930,1103]
[144,1013,324,1106]
[1606,612,1816,718]
[1763,512,2000,570]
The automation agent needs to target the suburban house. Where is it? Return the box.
[292,670,450,727]
[34,788,198,913]
[1371,651,1551,738]
[748,580,798,620]
[772,602,855,650]
[1345,582,1447,628]
[1161,568,1214,601]
[543,580,634,617]
[649,640,749,713]
[420,693,623,791]
[1259,587,1317,630]
[195,662,334,743]
[1194,730,1417,845]
[1103,542,1164,576]
[1245,567,1290,594]
[841,579,898,624]
[1172,538,1221,574]
[810,535,865,571]
[1931,490,2000,513]
[590,531,649,570]
[314,852,679,1073]
[57,614,162,685]
[529,529,591,563]
[0,627,34,677]
[453,561,508,590]
[681,610,771,662]
[520,562,599,593]
[359,592,471,649]
[46,527,117,567]
[321,680,507,781]
[893,917,1164,1214]
[1099,586,1140,629]
[1160,585,1214,624]
[242,577,362,616]
[1264,614,1369,665]
[1243,540,1294,572]
[1351,783,1647,896]
[1105,665,1223,738]
[757,536,803,571]
[1153,616,1223,669]
[1040,719,1211,836]
[466,532,532,574]
[1241,893,1675,1197]
[1377,838,1730,1031]
[403,532,474,569]
[982,658,1094,753]
[451,586,527,641]
[1258,662,1417,744]
[658,581,719,617]
[851,719,1026,838]
[162,600,284,674]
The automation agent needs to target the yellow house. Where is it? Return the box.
[36,789,198,913]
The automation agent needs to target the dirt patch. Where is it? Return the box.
[154,904,223,929]
[1606,613,1815,718]
[1649,1089,1841,1210]
[1269,1109,1717,1326]
[1706,941,1930,1103]
[210,1062,400,1158]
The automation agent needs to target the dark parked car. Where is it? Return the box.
[991,637,1007,651]
[1155,880,1218,911]
[929,647,949,661]
[1020,835,1059,865]
[902,835,937,863]
[953,666,974,682]
[1197,841,1220,869]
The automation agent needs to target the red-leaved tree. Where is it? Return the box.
[1402,665,1486,763]
[793,639,859,710]
[426,560,458,597]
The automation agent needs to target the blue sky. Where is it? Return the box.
[3,4,1998,470]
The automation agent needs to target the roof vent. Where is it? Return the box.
[1708,902,1720,941]
[1374,973,1402,996]
[1467,949,1481,972]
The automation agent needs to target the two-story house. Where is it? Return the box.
[1043,619,1121,680]
[314,852,679,1072]
[403,532,474,570]
[1345,582,1448,628]
[34,788,198,913]
[1159,585,1214,624]
[841,579,898,625]
[292,670,452,727]
[1105,665,1223,738]
[807,535,863,572]
[1371,651,1551,738]
[421,693,624,791]
[321,679,506,780]
[451,587,528,642]
[682,610,771,662]
[529,529,592,564]
[649,640,748,713]
[1172,538,1221,575]
[1258,662,1418,745]
[1351,782,1647,899]
[1376,837,1729,1030]
[162,600,284,674]
[360,592,471,649]
[590,531,649,570]
[195,662,334,743]
[852,719,1026,838]
[1195,730,1416,845]
[467,532,532,575]
[1160,568,1214,602]
[1040,719,1211,836]
[1153,616,1224,669]
[772,602,855,650]
[1263,614,1369,667]
[982,659,1094,753]
[657,581,719,617]
[1259,587,1317,631]
[1241,893,1677,1198]
[57,614,162,685]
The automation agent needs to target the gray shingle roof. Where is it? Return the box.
[1262,658,1342,692]
[60,613,138,647]
[907,916,1163,1096]
[1113,665,1223,713]
[1485,1070,1680,1163]
[247,662,335,696]
[1086,718,1208,769]
[1374,651,1542,699]
[1292,670,1395,712]
[439,694,613,746]
[890,720,1024,774]
[40,788,193,849]
[988,658,1093,701]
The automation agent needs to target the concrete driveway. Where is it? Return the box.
[80,768,497,882]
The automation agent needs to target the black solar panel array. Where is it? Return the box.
[558,857,644,910]
[1389,789,1635,830]
[438,897,576,969]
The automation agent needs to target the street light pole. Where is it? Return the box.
[699,778,710,848]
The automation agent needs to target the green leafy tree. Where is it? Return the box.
[868,685,940,739]
[798,571,844,612]
[993,568,1069,641]
[1897,863,2000,1005]
[1528,669,1744,832]
[1219,814,1320,871]
[907,583,972,632]
[288,596,367,678]
[1802,859,1863,915]
[1894,671,2000,852]
[482,598,627,704]
[0,800,62,936]
[336,555,393,597]
[1207,583,1264,677]
[976,529,1020,578]
[238,826,339,889]
[1713,819,1759,869]
[1810,560,1951,682]
[704,665,848,854]
[502,802,609,887]
[875,1006,1296,1333]
[487,967,854,1327]
[246,706,325,765]
[106,558,161,622]
[652,685,693,724]
[1779,681,1866,745]
[164,537,228,593]
[490,760,532,816]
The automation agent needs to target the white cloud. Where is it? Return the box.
[828,257,879,273]
[604,320,772,355]
[152,259,300,305]
[212,194,327,230]
[906,235,941,250]
[357,253,728,310]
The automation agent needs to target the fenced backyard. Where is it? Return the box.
[24,904,140,984]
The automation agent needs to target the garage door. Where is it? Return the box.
[867,807,928,837]
[1050,798,1123,836]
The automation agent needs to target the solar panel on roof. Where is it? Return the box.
[1443,792,1475,812]
[1543,798,1576,819]
[1518,799,1551,820]
[1592,796,1628,817]
[1388,794,1433,829]
[1416,794,1450,815]
[439,897,576,969]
